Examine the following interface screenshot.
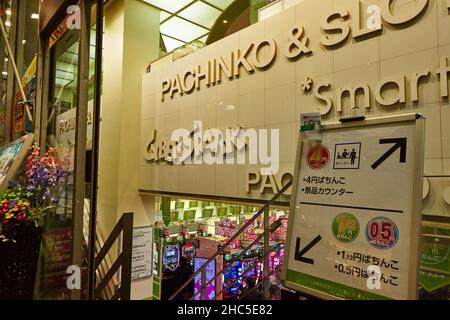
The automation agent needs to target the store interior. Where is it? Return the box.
[151,196,295,300]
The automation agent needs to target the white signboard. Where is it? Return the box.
[56,100,94,149]
[131,226,153,280]
[282,114,425,300]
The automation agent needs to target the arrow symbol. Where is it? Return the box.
[294,235,322,264]
[371,138,407,170]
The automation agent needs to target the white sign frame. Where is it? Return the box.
[281,113,425,300]
[119,225,154,281]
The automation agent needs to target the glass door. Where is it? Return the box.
[34,22,84,300]
[35,0,99,300]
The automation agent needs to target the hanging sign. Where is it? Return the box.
[282,113,425,300]
[215,218,238,238]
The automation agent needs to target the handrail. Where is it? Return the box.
[95,252,123,296]
[94,212,133,300]
[191,218,283,300]
[95,216,126,269]
[212,242,284,300]
[421,234,450,244]
[169,179,292,300]
[420,266,450,277]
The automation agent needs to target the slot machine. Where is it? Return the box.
[181,241,196,265]
[162,244,180,272]
[222,258,243,300]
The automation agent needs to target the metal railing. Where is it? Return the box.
[211,242,284,300]
[82,207,119,299]
[93,212,133,300]
[169,179,292,300]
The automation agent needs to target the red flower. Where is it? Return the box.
[16,215,27,222]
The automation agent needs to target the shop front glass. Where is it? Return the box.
[34,23,82,299]
[152,195,291,300]
[142,0,450,301]
[0,0,40,145]
[35,3,98,299]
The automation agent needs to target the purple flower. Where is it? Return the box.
[8,180,18,187]
[8,200,17,209]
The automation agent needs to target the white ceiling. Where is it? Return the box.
[143,0,235,52]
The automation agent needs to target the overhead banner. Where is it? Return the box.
[282,114,425,300]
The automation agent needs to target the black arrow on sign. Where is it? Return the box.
[294,235,322,264]
[371,138,407,170]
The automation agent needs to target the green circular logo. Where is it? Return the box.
[421,243,449,265]
[331,213,360,243]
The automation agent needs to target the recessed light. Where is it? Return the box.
[4,58,8,62]
[223,20,228,24]
[31,13,39,20]
[6,9,11,16]
[5,21,11,27]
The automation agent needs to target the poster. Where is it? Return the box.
[194,258,216,300]
[283,115,424,300]
[0,140,24,185]
[130,226,153,280]
[55,101,94,150]
[12,56,37,139]
[419,226,450,293]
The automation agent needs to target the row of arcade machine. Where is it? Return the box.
[160,230,285,300]
[222,244,285,299]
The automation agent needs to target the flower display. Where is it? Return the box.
[0,145,71,242]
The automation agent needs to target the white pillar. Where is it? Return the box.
[99,0,160,300]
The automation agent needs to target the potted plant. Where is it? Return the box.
[0,145,71,299]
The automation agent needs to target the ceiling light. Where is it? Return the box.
[4,58,8,62]
[143,0,192,14]
[6,9,11,16]
[223,20,228,24]
[5,21,11,27]
[31,13,39,20]
[2,71,7,76]
[178,2,222,29]
[160,16,208,43]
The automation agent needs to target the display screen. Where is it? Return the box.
[194,258,216,300]
[223,260,243,295]
[243,259,257,278]
[0,139,25,185]
[166,251,175,257]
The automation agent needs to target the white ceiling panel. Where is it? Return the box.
[178,1,222,29]
[160,16,208,42]
[143,0,194,13]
